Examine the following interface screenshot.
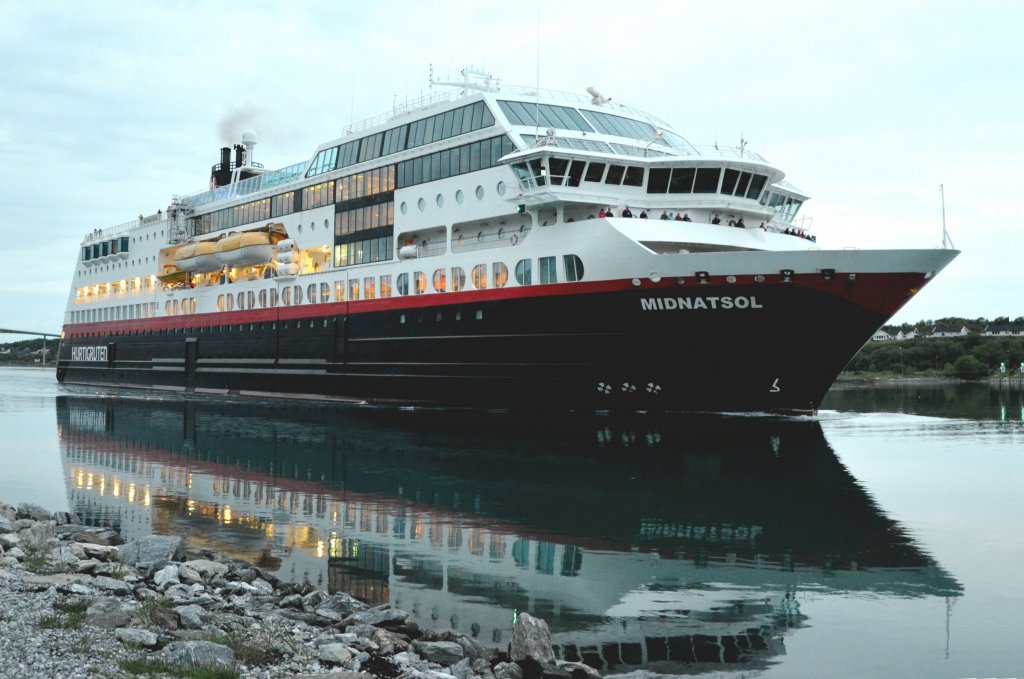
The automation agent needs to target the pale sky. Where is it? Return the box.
[1,0,1020,341]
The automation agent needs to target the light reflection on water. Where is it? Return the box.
[2,369,1022,677]
[55,391,962,675]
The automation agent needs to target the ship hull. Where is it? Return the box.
[57,263,937,413]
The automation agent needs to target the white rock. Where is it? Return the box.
[115,628,159,647]
[153,564,180,590]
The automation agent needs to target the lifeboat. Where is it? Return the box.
[216,232,274,266]
[174,241,221,273]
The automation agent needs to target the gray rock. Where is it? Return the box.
[279,593,303,609]
[154,564,180,589]
[157,640,236,669]
[81,543,120,561]
[450,657,474,679]
[393,651,429,672]
[555,660,601,678]
[318,643,354,664]
[76,558,101,573]
[301,590,326,611]
[92,575,133,595]
[315,592,367,622]
[493,662,524,679]
[0,555,17,568]
[251,577,275,595]
[343,606,409,627]
[175,603,210,629]
[178,564,203,585]
[115,627,159,647]
[62,583,94,596]
[16,502,51,521]
[0,533,19,549]
[47,544,80,565]
[51,510,75,525]
[181,558,229,580]
[73,527,124,546]
[277,609,333,627]
[0,517,13,534]
[148,605,180,630]
[119,535,183,565]
[85,598,135,629]
[22,522,56,551]
[414,640,465,666]
[6,546,26,561]
[509,612,555,664]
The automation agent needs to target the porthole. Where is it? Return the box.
[475,309,484,320]
[324,218,329,230]
[496,181,506,196]
[298,223,303,233]
[417,197,426,211]
[400,201,408,214]
[436,193,444,208]
[475,185,484,200]
[455,189,464,204]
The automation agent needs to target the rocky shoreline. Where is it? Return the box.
[0,501,602,679]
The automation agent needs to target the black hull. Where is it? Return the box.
[57,277,904,413]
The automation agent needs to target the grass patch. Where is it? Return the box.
[203,630,277,666]
[38,612,84,629]
[22,552,77,575]
[38,598,93,630]
[55,598,93,615]
[119,658,238,679]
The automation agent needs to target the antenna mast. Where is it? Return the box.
[940,184,955,249]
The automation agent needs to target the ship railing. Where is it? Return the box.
[179,161,309,210]
[82,218,140,243]
[691,145,768,163]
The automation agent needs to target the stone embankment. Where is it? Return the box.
[0,501,602,679]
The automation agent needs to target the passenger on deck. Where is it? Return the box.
[598,208,607,218]
[639,211,648,219]
[621,207,633,218]
[682,213,691,222]
[606,209,615,217]
[711,215,721,225]
[728,219,736,226]
[736,218,746,228]
[759,222,767,231]
[660,211,669,220]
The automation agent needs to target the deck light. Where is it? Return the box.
[696,271,710,284]
[781,269,794,282]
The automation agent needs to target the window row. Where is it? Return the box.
[194,196,277,235]
[69,302,159,324]
[333,236,394,268]
[760,191,804,222]
[82,237,130,262]
[647,167,768,198]
[336,165,395,203]
[307,101,496,178]
[396,135,516,189]
[335,201,395,236]
[497,100,592,132]
[302,181,335,210]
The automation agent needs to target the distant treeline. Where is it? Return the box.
[882,316,1023,335]
[848,335,1024,379]
[0,336,58,364]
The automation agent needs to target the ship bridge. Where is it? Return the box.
[499,139,792,227]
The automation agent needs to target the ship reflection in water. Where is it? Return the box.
[56,396,961,674]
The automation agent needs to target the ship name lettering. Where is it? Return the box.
[71,346,108,362]
[640,296,763,311]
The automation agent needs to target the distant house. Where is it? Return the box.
[896,328,921,341]
[984,323,1024,336]
[872,329,894,341]
[930,325,970,338]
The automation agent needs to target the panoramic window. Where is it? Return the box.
[471,264,488,290]
[396,272,409,296]
[380,275,392,298]
[414,271,427,294]
[493,262,509,288]
[539,256,557,284]
[563,255,584,282]
[451,267,466,292]
[433,268,447,293]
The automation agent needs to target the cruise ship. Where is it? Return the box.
[56,69,959,412]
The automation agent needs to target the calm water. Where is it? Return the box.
[1,366,1021,678]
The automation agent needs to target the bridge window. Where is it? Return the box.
[623,166,644,187]
[669,168,695,193]
[647,168,670,193]
[584,162,606,182]
[567,160,585,187]
[693,168,721,193]
[605,165,625,185]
